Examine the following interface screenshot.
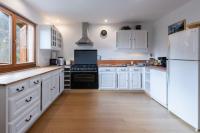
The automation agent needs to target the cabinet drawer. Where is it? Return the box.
[99,67,116,72]
[8,81,28,97]
[8,86,40,122]
[29,76,41,88]
[129,67,142,72]
[116,67,129,72]
[8,102,41,133]
[42,72,53,80]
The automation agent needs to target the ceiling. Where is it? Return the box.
[24,0,191,24]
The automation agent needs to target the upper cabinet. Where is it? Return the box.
[39,25,63,51]
[116,30,148,50]
[116,30,132,49]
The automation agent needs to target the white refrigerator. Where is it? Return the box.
[168,28,200,130]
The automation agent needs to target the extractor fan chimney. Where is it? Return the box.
[76,22,93,45]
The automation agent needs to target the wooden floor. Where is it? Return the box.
[28,90,196,133]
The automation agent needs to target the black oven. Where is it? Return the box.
[71,71,98,89]
[71,50,98,89]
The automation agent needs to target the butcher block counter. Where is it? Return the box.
[0,66,63,86]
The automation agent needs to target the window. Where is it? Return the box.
[16,18,34,64]
[0,6,36,73]
[0,9,12,65]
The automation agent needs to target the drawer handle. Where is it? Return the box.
[25,115,32,122]
[16,86,25,92]
[25,97,32,103]
[51,87,55,90]
[33,80,40,84]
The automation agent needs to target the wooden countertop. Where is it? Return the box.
[0,66,63,86]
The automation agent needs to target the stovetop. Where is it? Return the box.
[71,64,98,71]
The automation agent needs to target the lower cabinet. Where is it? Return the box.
[8,102,41,133]
[99,67,142,90]
[59,69,65,93]
[50,72,60,101]
[0,68,64,133]
[129,68,142,90]
[150,69,167,107]
[42,70,61,112]
[99,72,116,90]
[42,74,52,111]
[116,68,129,90]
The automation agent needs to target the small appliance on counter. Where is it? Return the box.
[158,57,167,67]
[50,57,65,66]
[57,57,65,66]
[50,59,58,66]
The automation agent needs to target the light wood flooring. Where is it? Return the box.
[28,90,196,133]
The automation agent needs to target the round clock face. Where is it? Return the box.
[100,30,107,38]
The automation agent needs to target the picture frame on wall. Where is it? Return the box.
[168,19,186,35]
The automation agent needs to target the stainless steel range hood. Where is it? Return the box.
[76,22,93,45]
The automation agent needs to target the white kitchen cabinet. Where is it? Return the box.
[42,74,52,111]
[39,25,62,51]
[116,30,148,50]
[143,67,150,94]
[133,30,148,49]
[99,68,116,90]
[51,73,60,101]
[42,70,61,112]
[150,69,167,107]
[0,67,64,133]
[116,68,129,90]
[129,67,142,90]
[59,69,65,93]
[116,31,132,49]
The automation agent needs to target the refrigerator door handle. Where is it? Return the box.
[166,60,170,107]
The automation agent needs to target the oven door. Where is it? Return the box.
[71,71,98,89]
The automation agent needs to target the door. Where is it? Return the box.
[168,60,199,128]
[129,71,142,90]
[117,72,129,90]
[99,72,116,90]
[59,69,65,93]
[42,77,52,111]
[133,30,148,49]
[169,28,199,60]
[71,72,98,89]
[116,30,132,49]
[150,69,167,107]
[51,74,60,101]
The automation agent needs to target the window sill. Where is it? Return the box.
[0,63,36,73]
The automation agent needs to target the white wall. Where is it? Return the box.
[56,22,153,61]
[1,0,43,23]
[152,0,200,58]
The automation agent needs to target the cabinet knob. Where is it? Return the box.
[25,115,32,122]
[16,86,25,92]
[25,97,33,103]
[34,80,40,84]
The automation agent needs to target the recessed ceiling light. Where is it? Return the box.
[104,19,108,23]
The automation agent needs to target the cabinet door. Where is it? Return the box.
[150,69,167,107]
[117,72,129,90]
[132,30,147,49]
[59,69,65,93]
[51,74,60,101]
[130,71,142,90]
[116,31,132,49]
[42,78,52,111]
[99,72,116,90]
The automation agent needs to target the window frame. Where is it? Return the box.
[0,5,36,73]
